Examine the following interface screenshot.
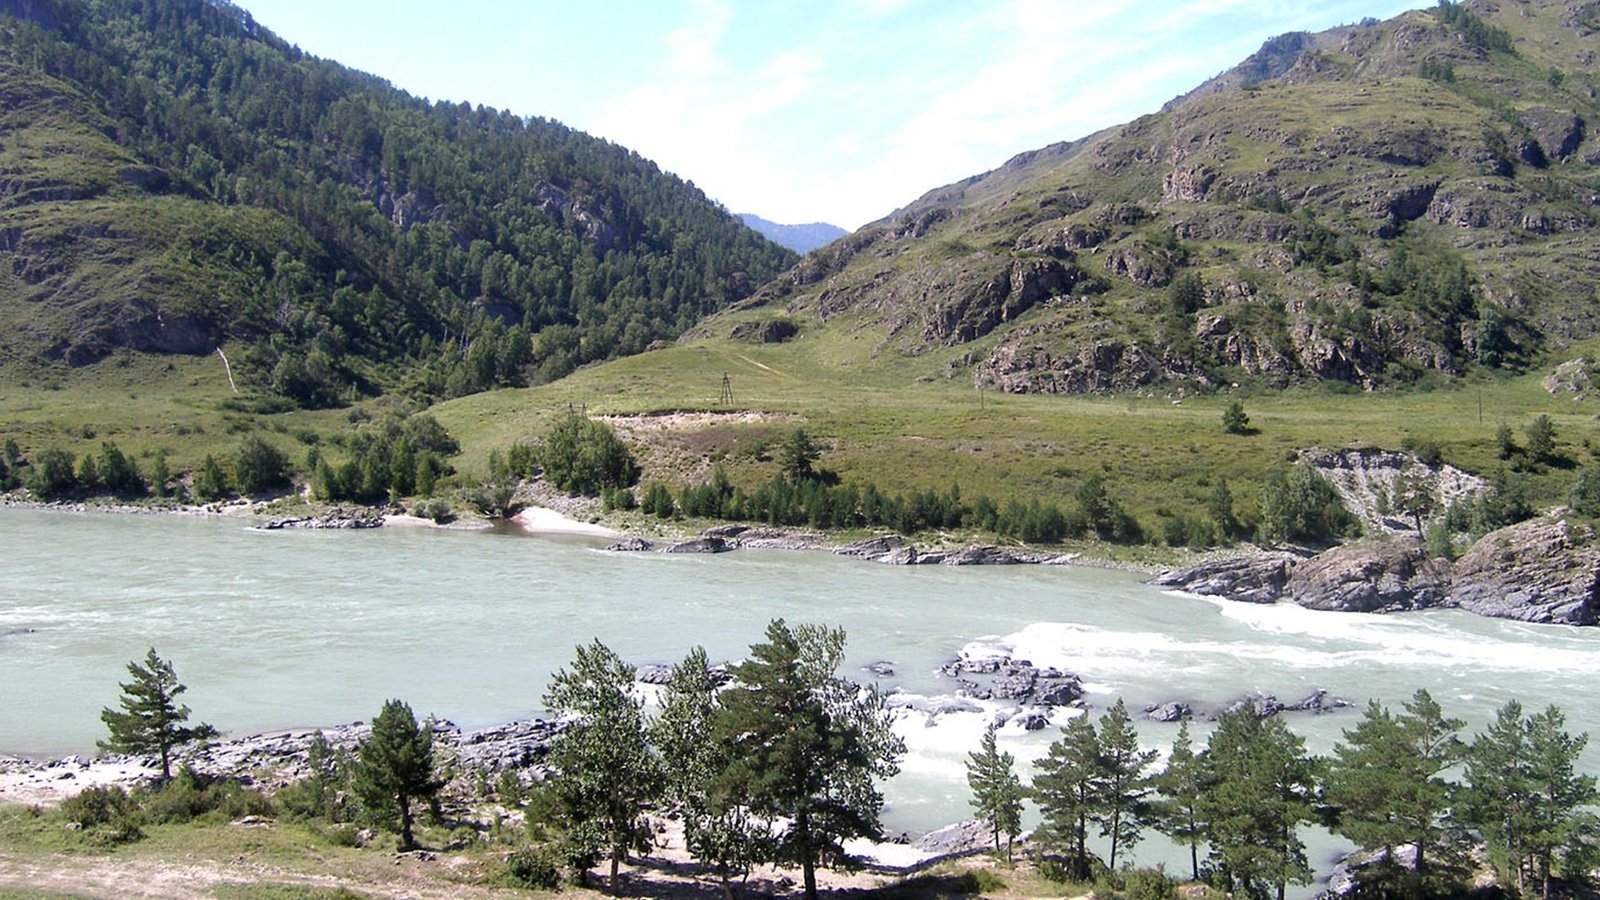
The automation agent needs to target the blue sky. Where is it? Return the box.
[238,0,1428,229]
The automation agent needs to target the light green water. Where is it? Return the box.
[4,507,1598,893]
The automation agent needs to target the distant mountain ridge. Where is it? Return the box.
[0,0,795,404]
[738,214,848,254]
[730,0,1600,395]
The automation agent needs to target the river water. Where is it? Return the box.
[4,507,1599,891]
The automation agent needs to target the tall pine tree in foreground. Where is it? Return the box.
[966,723,1024,862]
[98,648,218,781]
[352,699,443,851]
[1032,712,1102,879]
[712,619,902,900]
[1199,709,1319,900]
[1326,689,1464,897]
[1094,698,1158,870]
[1154,717,1205,881]
[1461,700,1598,900]
[544,640,662,893]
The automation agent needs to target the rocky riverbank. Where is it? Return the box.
[1155,515,1600,625]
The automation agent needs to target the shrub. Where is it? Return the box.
[1258,463,1359,545]
[25,447,78,498]
[411,499,454,524]
[60,785,144,844]
[538,411,637,496]
[1221,399,1250,435]
[505,845,562,889]
[234,434,291,495]
[953,869,1007,893]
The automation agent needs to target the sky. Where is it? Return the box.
[236,0,1429,230]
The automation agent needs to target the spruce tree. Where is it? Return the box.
[966,723,1024,862]
[1032,712,1102,880]
[1095,699,1157,870]
[711,619,902,900]
[544,640,661,893]
[352,699,442,850]
[1154,717,1205,881]
[98,648,218,781]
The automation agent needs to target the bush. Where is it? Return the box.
[25,447,78,499]
[505,845,562,889]
[1221,400,1249,435]
[1258,463,1359,545]
[234,434,292,495]
[139,767,274,825]
[953,869,1007,893]
[60,785,144,844]
[538,410,637,496]
[411,499,454,524]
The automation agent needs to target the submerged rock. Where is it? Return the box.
[605,537,653,552]
[664,536,731,554]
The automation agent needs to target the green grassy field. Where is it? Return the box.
[4,322,1594,543]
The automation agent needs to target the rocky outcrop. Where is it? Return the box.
[1448,519,1600,624]
[936,655,1084,707]
[1152,553,1299,603]
[259,510,384,530]
[663,537,731,554]
[1156,513,1600,626]
[606,538,654,552]
[1544,357,1596,400]
[1285,535,1451,612]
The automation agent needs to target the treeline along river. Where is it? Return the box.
[4,506,1600,892]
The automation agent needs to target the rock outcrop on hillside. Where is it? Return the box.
[1158,517,1600,625]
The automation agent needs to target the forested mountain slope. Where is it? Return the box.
[0,0,795,405]
[731,0,1600,395]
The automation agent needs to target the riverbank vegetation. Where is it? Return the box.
[8,640,1594,899]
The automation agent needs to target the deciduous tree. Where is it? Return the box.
[544,640,661,893]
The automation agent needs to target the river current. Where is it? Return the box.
[4,506,1599,892]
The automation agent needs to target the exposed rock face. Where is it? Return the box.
[1157,515,1600,626]
[1152,553,1299,604]
[1285,535,1451,613]
[1544,357,1596,400]
[1302,447,1485,534]
[1448,519,1600,624]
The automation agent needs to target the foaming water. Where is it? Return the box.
[5,508,1600,895]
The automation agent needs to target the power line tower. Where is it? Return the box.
[719,372,734,406]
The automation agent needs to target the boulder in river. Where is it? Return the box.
[664,536,730,554]
[1145,701,1191,722]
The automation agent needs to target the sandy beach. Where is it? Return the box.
[511,505,620,538]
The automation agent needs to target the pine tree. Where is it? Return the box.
[1199,710,1319,900]
[966,723,1024,862]
[98,648,218,781]
[544,640,662,893]
[652,646,768,900]
[1155,718,1205,881]
[1095,699,1158,870]
[1208,476,1239,541]
[1465,701,1599,900]
[352,699,443,850]
[194,453,230,501]
[712,619,902,900]
[1326,690,1465,896]
[1032,712,1102,880]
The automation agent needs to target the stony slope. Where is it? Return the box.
[728,0,1600,395]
